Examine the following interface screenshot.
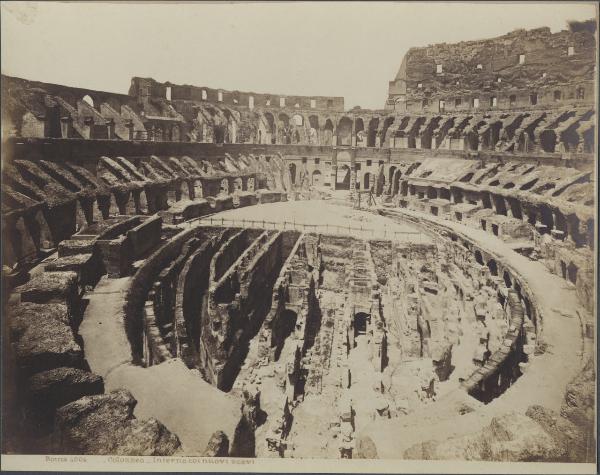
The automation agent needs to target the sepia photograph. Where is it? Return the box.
[0,1,597,473]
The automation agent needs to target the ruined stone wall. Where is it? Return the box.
[386,24,596,113]
[200,230,299,390]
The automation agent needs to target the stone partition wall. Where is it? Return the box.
[201,231,300,390]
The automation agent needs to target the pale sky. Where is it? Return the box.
[1,2,597,110]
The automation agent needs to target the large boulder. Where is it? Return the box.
[14,271,78,306]
[54,390,181,455]
[202,431,229,457]
[558,357,596,462]
[14,271,80,323]
[9,302,83,375]
[525,405,583,462]
[561,357,595,428]
[404,412,563,461]
[28,368,104,415]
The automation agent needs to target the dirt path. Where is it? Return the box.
[80,276,241,455]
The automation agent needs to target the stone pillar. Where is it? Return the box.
[331,148,338,191]
[106,119,116,140]
[60,116,73,138]
[351,120,357,147]
[125,119,134,140]
[349,148,357,198]
[83,117,94,139]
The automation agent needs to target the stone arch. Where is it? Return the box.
[487,259,498,276]
[363,172,372,190]
[214,125,226,144]
[292,114,304,126]
[392,169,402,196]
[355,118,365,146]
[503,270,512,288]
[289,163,297,185]
[539,204,554,232]
[323,119,334,145]
[219,178,229,195]
[171,124,180,142]
[388,166,397,184]
[247,177,255,192]
[179,180,190,200]
[474,250,484,266]
[233,177,243,193]
[354,312,369,340]
[264,112,276,144]
[381,117,395,147]
[337,116,353,146]
[279,113,291,144]
[278,113,290,127]
[82,94,94,108]
[308,115,319,145]
[540,129,557,153]
[367,118,380,147]
[193,179,203,199]
[336,164,351,190]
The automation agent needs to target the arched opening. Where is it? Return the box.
[323,119,334,145]
[367,118,379,147]
[82,95,94,108]
[355,118,365,146]
[492,194,507,216]
[292,114,304,126]
[354,312,369,340]
[336,164,351,190]
[247,177,255,192]
[487,259,498,276]
[388,166,397,185]
[400,180,408,196]
[503,271,512,288]
[308,115,319,144]
[567,262,578,285]
[233,177,243,193]
[392,170,402,196]
[540,130,556,152]
[264,112,276,144]
[507,197,523,219]
[363,172,372,190]
[214,125,226,144]
[312,169,322,187]
[475,250,484,266]
[539,205,554,232]
[553,90,562,102]
[289,163,297,185]
[279,113,291,144]
[193,180,203,199]
[337,117,353,146]
[381,117,395,147]
[219,178,229,195]
[481,193,492,209]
